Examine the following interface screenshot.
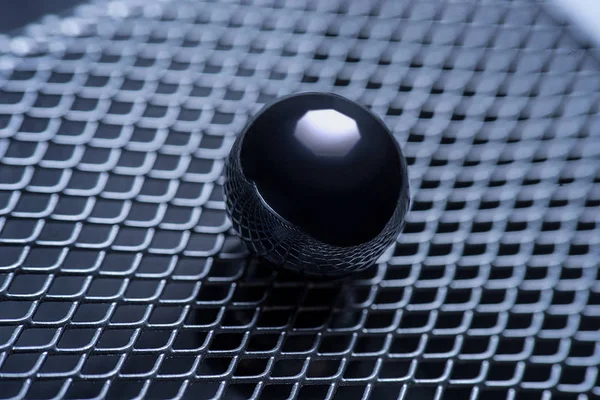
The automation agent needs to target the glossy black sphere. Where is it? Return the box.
[224,92,410,277]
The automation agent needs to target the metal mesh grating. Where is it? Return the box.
[0,0,600,399]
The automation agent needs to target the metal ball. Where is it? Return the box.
[224,92,410,277]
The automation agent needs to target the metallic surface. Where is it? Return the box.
[0,0,599,399]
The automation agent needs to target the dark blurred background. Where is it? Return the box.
[0,0,82,33]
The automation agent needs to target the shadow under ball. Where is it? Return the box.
[224,92,410,277]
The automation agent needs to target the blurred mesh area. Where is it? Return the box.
[0,0,599,399]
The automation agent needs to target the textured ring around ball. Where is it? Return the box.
[224,92,410,277]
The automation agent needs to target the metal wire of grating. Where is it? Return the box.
[0,0,599,399]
